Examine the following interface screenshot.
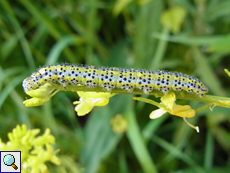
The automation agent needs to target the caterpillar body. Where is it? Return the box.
[23,64,209,96]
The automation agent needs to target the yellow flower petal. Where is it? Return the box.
[92,98,110,106]
[149,108,167,119]
[75,102,94,116]
[23,83,59,107]
[23,97,51,107]
[25,83,52,98]
[74,92,116,116]
[161,92,176,110]
[170,104,195,118]
[77,91,115,99]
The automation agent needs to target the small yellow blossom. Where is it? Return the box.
[110,114,128,134]
[133,92,199,132]
[23,83,59,107]
[160,6,187,33]
[73,92,117,116]
[0,124,60,173]
[150,104,195,119]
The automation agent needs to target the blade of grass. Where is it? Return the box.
[82,105,123,173]
[10,90,31,127]
[1,35,18,61]
[204,131,214,168]
[134,0,163,68]
[18,0,76,63]
[192,48,225,96]
[1,0,35,69]
[152,135,205,173]
[125,103,158,173]
[150,27,169,70]
[0,72,28,108]
[46,36,85,65]
[142,114,168,142]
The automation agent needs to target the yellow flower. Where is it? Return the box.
[133,92,199,132]
[73,92,117,116]
[110,114,128,134]
[23,83,59,107]
[149,103,195,119]
[160,6,187,33]
[0,124,60,173]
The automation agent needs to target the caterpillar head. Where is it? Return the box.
[197,83,209,96]
[201,84,209,94]
[22,76,34,92]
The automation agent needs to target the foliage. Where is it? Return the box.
[1,0,230,172]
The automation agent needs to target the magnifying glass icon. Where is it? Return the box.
[3,154,18,170]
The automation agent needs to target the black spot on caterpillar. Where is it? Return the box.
[22,64,209,96]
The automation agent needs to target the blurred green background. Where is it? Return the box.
[1,0,230,172]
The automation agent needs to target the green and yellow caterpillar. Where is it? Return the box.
[23,64,209,96]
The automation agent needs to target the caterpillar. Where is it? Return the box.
[22,64,209,96]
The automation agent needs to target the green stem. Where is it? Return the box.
[49,89,60,98]
[48,84,230,108]
[133,96,167,110]
[194,103,213,113]
[224,69,230,77]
